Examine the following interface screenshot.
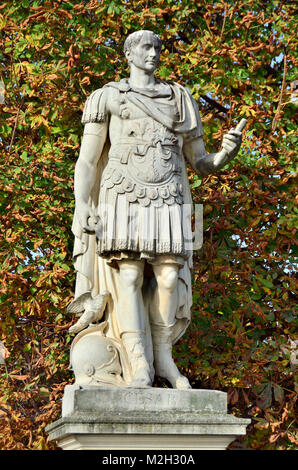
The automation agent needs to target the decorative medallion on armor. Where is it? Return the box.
[101,117,184,207]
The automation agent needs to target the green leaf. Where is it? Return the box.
[256,276,274,289]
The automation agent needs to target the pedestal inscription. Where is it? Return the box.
[46,386,250,450]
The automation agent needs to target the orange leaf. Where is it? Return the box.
[10,374,30,381]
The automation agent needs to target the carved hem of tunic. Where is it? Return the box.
[102,251,186,270]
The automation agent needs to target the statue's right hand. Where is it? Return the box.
[76,203,100,233]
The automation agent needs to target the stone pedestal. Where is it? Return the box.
[46,385,250,450]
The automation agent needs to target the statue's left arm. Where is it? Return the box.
[183,127,243,177]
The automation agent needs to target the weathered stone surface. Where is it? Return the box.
[46,386,250,450]
[62,384,227,417]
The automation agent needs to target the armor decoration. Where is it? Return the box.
[101,117,184,207]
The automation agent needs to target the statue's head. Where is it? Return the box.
[124,30,162,73]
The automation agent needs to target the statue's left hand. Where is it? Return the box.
[221,128,242,160]
[76,201,102,234]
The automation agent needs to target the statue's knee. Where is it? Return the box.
[119,265,143,289]
[158,267,178,292]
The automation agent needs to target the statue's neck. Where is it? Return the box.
[129,66,156,90]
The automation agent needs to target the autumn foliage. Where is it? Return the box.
[0,0,297,450]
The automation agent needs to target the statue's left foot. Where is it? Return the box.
[175,375,191,390]
[154,354,192,390]
[151,323,191,389]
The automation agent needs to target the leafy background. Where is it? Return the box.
[0,0,297,450]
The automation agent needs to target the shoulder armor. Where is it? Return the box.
[81,87,109,124]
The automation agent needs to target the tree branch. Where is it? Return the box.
[200,94,229,114]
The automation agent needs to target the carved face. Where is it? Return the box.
[126,31,161,73]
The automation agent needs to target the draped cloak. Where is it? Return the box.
[71,79,203,382]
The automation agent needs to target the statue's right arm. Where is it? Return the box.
[74,121,108,232]
[183,131,242,177]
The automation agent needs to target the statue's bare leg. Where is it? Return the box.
[117,259,152,387]
[150,263,191,389]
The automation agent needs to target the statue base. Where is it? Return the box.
[46,385,250,450]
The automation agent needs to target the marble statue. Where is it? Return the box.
[67,30,245,389]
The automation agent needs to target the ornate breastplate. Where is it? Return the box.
[101,117,184,207]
